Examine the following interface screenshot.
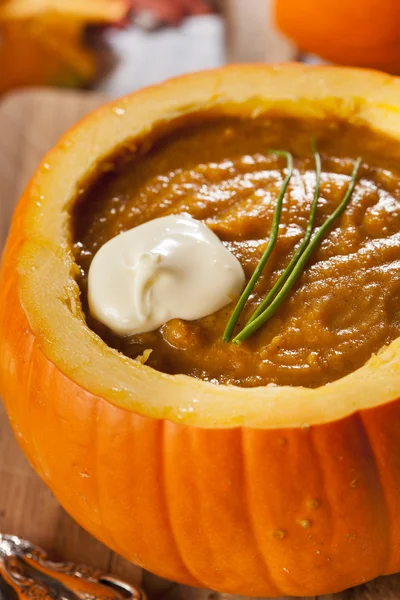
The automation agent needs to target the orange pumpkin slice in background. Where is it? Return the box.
[0,0,130,94]
[2,64,400,596]
[0,0,129,22]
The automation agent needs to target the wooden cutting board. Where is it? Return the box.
[1,88,400,600]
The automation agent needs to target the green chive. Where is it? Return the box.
[222,150,293,342]
[232,156,362,344]
[246,140,321,326]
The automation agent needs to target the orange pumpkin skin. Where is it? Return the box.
[275,0,400,73]
[0,1,130,95]
[2,64,400,596]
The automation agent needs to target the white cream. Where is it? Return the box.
[88,215,245,336]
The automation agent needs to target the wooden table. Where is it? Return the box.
[1,88,400,600]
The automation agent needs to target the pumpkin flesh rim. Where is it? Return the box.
[9,63,400,428]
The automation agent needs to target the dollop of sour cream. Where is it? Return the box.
[88,215,245,335]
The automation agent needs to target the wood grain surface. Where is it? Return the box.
[1,88,400,600]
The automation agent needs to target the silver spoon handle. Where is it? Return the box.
[0,534,146,600]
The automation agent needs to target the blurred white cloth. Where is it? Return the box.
[302,53,331,65]
[97,14,225,98]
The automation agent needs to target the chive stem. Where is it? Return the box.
[222,150,293,342]
[247,141,321,326]
[232,156,362,344]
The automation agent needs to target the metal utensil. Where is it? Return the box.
[0,534,146,600]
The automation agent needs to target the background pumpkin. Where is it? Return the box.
[0,0,129,94]
[274,0,400,73]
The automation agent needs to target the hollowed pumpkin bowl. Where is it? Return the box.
[1,64,400,597]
